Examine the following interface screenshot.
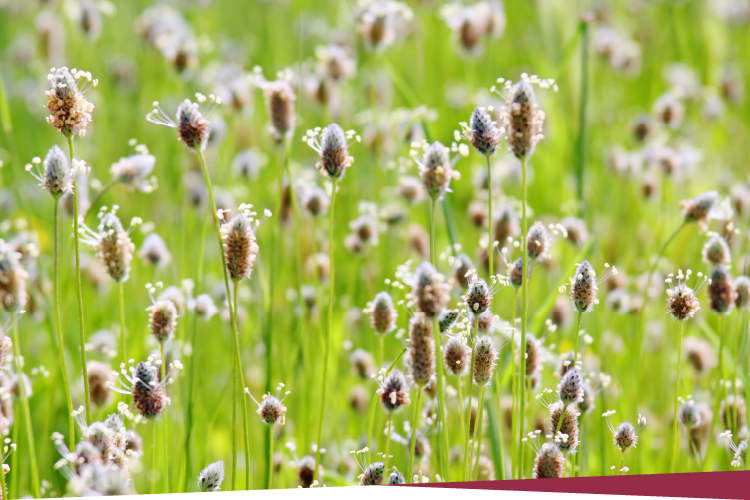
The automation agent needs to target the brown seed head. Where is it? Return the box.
[46,67,95,138]
[467,107,501,157]
[735,276,750,310]
[93,213,134,283]
[349,349,375,379]
[570,260,598,312]
[549,401,580,454]
[376,369,411,412]
[681,191,718,228]
[417,141,454,200]
[411,262,451,316]
[256,394,287,426]
[533,442,565,478]
[132,362,167,418]
[666,282,700,321]
[175,99,210,151]
[221,209,259,282]
[472,335,497,386]
[409,312,435,386]
[263,80,296,143]
[148,299,178,344]
[463,277,492,314]
[365,291,398,334]
[0,239,28,311]
[297,456,317,488]
[502,78,546,160]
[613,421,638,451]
[444,337,471,376]
[708,264,734,314]
[683,336,716,377]
[557,368,584,405]
[702,236,731,265]
[87,361,114,407]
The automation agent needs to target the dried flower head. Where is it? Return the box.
[359,461,385,485]
[263,80,296,143]
[356,0,413,52]
[147,93,220,152]
[533,442,565,478]
[198,461,225,492]
[409,312,435,386]
[376,369,411,412]
[45,66,97,138]
[80,208,138,283]
[397,176,426,205]
[301,186,330,217]
[350,349,376,379]
[604,411,646,452]
[681,191,719,230]
[463,277,491,314]
[665,269,708,321]
[560,216,588,248]
[631,113,654,143]
[507,256,525,288]
[247,383,289,426]
[138,233,171,268]
[410,261,452,316]
[451,253,474,288]
[26,145,76,198]
[494,74,557,160]
[0,239,29,311]
[735,276,750,311]
[297,456,317,488]
[110,154,157,192]
[549,401,580,454]
[444,336,471,376]
[461,106,502,157]
[557,368,584,405]
[364,291,398,335]
[708,264,735,314]
[566,261,618,313]
[108,361,175,418]
[304,124,358,179]
[87,361,114,407]
[221,203,262,282]
[411,140,466,200]
[526,222,550,261]
[472,335,497,386]
[147,297,178,345]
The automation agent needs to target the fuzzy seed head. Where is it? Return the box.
[87,361,114,407]
[438,309,460,333]
[138,233,171,268]
[708,264,734,314]
[570,260,598,312]
[264,80,296,142]
[297,456,317,487]
[198,461,225,492]
[560,216,588,248]
[721,395,747,434]
[558,368,585,405]
[132,362,167,418]
[444,337,471,376]
[494,204,520,245]
[508,257,525,288]
[386,469,406,485]
[681,191,718,227]
[735,276,750,310]
[412,261,452,316]
[472,335,497,386]
[147,299,178,344]
[419,141,454,199]
[702,236,731,265]
[465,277,492,314]
[549,402,580,454]
[533,442,565,478]
[468,107,501,157]
[175,99,210,151]
[359,462,385,485]
[40,145,74,197]
[409,312,435,386]
[46,67,95,138]
[376,369,411,412]
[653,92,684,128]
[0,239,28,311]
[679,401,701,428]
[666,283,700,321]
[221,211,259,282]
[526,222,550,260]
[613,422,638,451]
[524,334,541,380]
[503,79,545,160]
[683,337,716,376]
[317,124,353,178]
[302,186,330,217]
[452,253,474,288]
[95,213,134,283]
[110,154,156,190]
[257,394,287,426]
[366,291,397,334]
[350,349,376,379]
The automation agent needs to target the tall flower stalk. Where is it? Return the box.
[304,124,358,480]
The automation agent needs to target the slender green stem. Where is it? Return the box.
[118,282,126,365]
[408,387,423,482]
[471,386,485,480]
[383,419,392,476]
[463,316,478,480]
[366,393,378,465]
[232,280,251,489]
[67,136,90,427]
[12,316,40,498]
[573,311,583,365]
[518,156,528,479]
[151,418,157,494]
[671,319,685,473]
[231,324,238,490]
[509,289,518,479]
[457,377,465,452]
[486,155,493,275]
[575,20,589,217]
[266,424,274,489]
[494,371,506,480]
[161,343,169,493]
[315,177,338,481]
[432,315,449,479]
[704,314,727,471]
[0,448,6,500]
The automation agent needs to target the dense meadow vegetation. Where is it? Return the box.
[0,0,750,496]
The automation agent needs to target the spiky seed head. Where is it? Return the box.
[46,66,95,138]
[464,277,492,314]
[349,348,375,379]
[40,145,74,197]
[359,462,385,485]
[702,236,731,265]
[412,261,451,316]
[138,233,171,268]
[475,310,498,333]
[438,309,460,333]
[503,79,545,160]
[419,141,453,199]
[721,395,747,434]
[570,260,598,312]
[679,401,701,428]
[302,186,330,217]
[558,368,585,405]
[198,461,225,492]
[708,264,734,314]
[386,469,406,485]
[221,211,259,282]
[735,276,750,310]
[297,456,317,488]
[95,213,134,283]
[444,337,471,376]
[681,191,718,227]
[257,395,287,426]
[409,312,435,386]
[147,299,178,344]
[549,401,580,454]
[264,80,296,143]
[452,253,474,288]
[472,335,497,386]
[508,257,525,288]
[533,442,565,478]
[316,123,353,178]
[366,291,397,335]
[468,107,501,157]
[87,361,114,407]
[613,422,638,451]
[175,99,210,151]
[0,239,29,311]
[666,283,700,321]
[526,222,550,260]
[376,369,411,412]
[132,361,167,418]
